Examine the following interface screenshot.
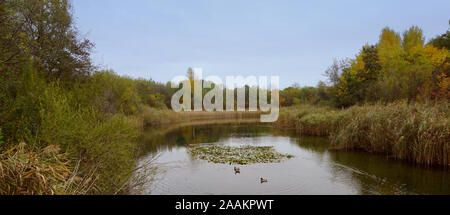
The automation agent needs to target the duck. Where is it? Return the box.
[260,178,268,183]
[234,167,241,174]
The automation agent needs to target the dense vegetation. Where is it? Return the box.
[0,0,173,194]
[279,24,449,107]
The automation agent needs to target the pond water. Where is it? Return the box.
[135,123,450,195]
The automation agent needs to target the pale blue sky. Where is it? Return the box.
[72,0,450,88]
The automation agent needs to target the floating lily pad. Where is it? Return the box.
[188,145,294,165]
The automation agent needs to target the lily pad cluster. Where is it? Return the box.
[188,145,294,165]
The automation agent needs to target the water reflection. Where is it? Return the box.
[135,123,450,195]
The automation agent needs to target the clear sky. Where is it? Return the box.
[72,0,450,88]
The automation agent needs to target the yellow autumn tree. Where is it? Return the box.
[332,26,449,105]
[376,26,439,101]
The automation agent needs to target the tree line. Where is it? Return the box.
[323,24,450,107]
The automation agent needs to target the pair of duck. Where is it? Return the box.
[234,167,268,183]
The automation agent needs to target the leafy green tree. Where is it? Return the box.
[0,0,93,81]
[429,21,450,50]
[332,45,381,106]
[0,0,28,66]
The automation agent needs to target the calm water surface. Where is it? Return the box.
[135,123,450,195]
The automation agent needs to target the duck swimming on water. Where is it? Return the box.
[234,167,241,174]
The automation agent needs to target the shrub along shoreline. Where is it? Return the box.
[275,102,450,167]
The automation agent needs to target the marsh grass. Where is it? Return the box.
[276,104,344,136]
[277,102,450,166]
[330,102,450,166]
[140,106,261,126]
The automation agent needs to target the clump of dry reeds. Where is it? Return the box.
[0,142,95,195]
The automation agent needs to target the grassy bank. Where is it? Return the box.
[277,102,450,166]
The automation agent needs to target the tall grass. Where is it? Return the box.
[276,104,345,136]
[330,102,450,166]
[277,102,450,166]
[140,106,261,126]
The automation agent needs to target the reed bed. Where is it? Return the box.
[277,102,450,166]
[140,106,262,126]
[276,104,344,136]
[330,102,450,166]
